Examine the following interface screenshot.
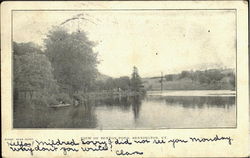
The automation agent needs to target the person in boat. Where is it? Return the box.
[59,100,65,104]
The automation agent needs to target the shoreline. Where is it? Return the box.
[147,90,236,97]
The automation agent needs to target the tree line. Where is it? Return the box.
[165,69,235,87]
[14,26,144,105]
[93,67,144,92]
[145,68,236,90]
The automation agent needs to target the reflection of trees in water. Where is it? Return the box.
[14,96,144,128]
[160,96,235,109]
[97,97,131,111]
[93,96,143,121]
[44,101,98,128]
[48,96,143,128]
[65,101,97,128]
[14,101,53,128]
[131,96,142,120]
[14,100,98,128]
[44,103,97,128]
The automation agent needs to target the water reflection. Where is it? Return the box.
[14,92,236,128]
[93,95,236,129]
[95,96,143,120]
[131,96,142,120]
[146,95,235,109]
[96,97,132,111]
[14,100,97,128]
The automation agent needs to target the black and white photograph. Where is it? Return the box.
[12,9,236,129]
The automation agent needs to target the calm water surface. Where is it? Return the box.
[14,90,236,128]
[94,90,236,129]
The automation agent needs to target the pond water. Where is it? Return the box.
[14,90,236,129]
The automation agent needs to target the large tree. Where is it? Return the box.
[44,27,99,93]
[130,66,143,92]
[13,42,58,101]
[13,42,43,56]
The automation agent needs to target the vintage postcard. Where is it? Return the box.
[1,1,249,157]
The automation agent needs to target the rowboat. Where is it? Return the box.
[48,104,71,108]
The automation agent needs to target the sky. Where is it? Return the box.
[13,10,236,78]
